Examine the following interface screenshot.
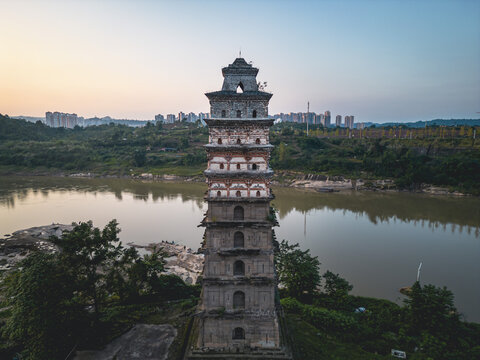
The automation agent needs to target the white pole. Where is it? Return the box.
[417,262,422,282]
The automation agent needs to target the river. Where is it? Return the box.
[1,176,479,322]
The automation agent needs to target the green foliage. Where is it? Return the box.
[275,240,321,300]
[281,277,480,360]
[404,282,457,335]
[281,297,357,335]
[2,252,85,360]
[0,219,199,359]
[321,270,354,310]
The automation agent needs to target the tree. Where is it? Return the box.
[3,252,84,360]
[403,281,459,336]
[275,240,321,299]
[133,149,147,167]
[322,271,353,309]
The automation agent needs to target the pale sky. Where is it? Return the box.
[0,0,479,122]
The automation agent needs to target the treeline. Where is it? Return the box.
[275,240,480,359]
[270,124,480,194]
[1,115,480,194]
[0,220,199,359]
[0,115,208,175]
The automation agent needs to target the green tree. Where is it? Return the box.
[52,220,124,320]
[3,252,84,360]
[275,240,321,299]
[133,149,147,167]
[322,270,353,309]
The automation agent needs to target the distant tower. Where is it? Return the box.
[188,58,290,359]
[324,110,331,127]
[335,115,342,127]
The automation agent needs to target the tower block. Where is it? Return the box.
[188,58,291,359]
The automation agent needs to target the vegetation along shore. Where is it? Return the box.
[1,114,479,195]
[1,221,479,359]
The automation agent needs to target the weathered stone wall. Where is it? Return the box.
[210,100,269,119]
[208,124,270,144]
[203,284,275,310]
[207,202,270,222]
[199,317,280,349]
[205,227,272,250]
[203,254,275,278]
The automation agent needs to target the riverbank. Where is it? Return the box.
[0,224,203,282]
[0,168,470,197]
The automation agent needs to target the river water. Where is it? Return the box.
[1,176,479,322]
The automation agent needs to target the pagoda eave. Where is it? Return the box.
[204,170,274,178]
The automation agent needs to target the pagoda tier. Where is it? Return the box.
[188,58,291,359]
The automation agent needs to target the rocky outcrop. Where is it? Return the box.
[74,324,177,360]
[128,241,204,285]
[1,226,204,285]
[0,224,72,272]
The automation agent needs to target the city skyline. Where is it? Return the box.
[1,0,479,123]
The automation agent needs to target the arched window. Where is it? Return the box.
[256,191,261,197]
[234,260,245,276]
[236,190,241,197]
[233,291,245,309]
[232,327,245,340]
[255,138,260,144]
[236,110,241,118]
[217,191,221,197]
[252,110,257,118]
[236,138,241,145]
[236,163,241,170]
[221,110,226,118]
[217,138,222,144]
[220,163,224,170]
[234,206,244,220]
[234,231,244,248]
[252,164,257,170]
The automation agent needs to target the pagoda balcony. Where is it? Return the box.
[204,169,274,178]
[205,143,273,150]
[204,193,275,202]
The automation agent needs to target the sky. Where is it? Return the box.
[0,0,479,123]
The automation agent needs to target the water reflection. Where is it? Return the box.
[1,177,479,238]
[0,176,207,210]
[1,176,479,321]
[272,188,480,237]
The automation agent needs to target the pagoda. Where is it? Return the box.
[187,58,291,359]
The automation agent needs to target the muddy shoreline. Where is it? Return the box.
[0,170,469,197]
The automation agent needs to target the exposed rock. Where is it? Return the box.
[74,324,176,360]
[1,226,204,285]
[0,224,72,272]
[128,241,204,285]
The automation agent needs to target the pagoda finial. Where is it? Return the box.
[239,48,242,58]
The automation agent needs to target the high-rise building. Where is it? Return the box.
[324,111,331,127]
[178,111,186,122]
[189,57,290,359]
[155,114,165,122]
[45,111,78,128]
[166,114,176,123]
[335,115,342,127]
[345,115,355,129]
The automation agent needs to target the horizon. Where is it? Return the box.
[1,0,479,123]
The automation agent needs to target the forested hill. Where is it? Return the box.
[379,119,480,128]
[1,115,479,194]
